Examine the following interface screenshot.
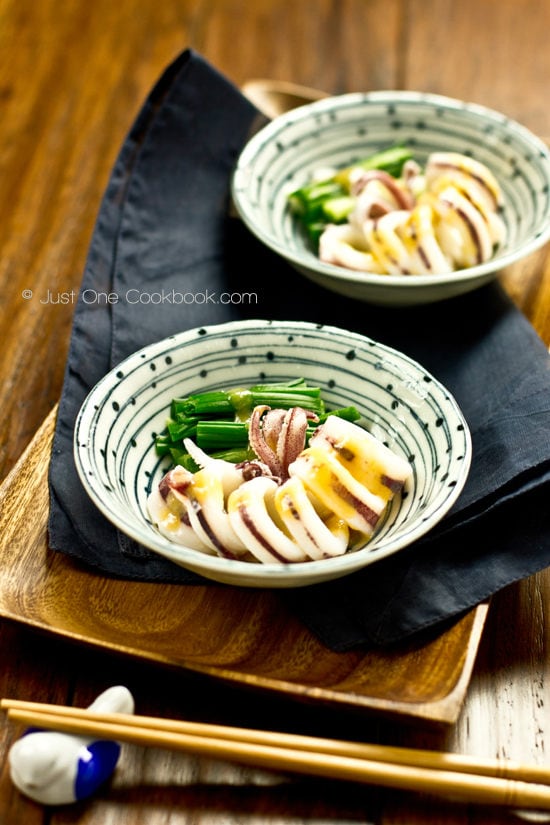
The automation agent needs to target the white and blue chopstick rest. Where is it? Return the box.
[8,685,134,805]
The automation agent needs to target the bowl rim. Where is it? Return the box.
[231,89,550,288]
[73,319,473,585]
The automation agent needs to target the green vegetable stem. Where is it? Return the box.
[155,379,361,471]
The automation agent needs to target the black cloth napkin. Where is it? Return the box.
[48,48,550,650]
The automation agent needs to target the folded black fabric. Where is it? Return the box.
[48,48,550,649]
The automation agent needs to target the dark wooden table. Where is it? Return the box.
[1,2,549,822]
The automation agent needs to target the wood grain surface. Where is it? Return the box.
[0,1,549,823]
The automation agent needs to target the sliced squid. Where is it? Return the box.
[273,476,349,560]
[408,202,454,275]
[350,175,413,225]
[351,169,415,210]
[149,445,268,559]
[182,438,260,492]
[227,476,309,563]
[289,445,387,536]
[146,467,214,553]
[434,185,495,267]
[308,415,412,501]
[425,151,503,212]
[182,464,250,559]
[434,177,506,251]
[401,159,425,200]
[319,223,386,273]
[364,210,421,275]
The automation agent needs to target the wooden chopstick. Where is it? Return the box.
[3,698,549,784]
[2,699,550,810]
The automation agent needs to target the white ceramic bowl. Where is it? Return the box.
[231,91,550,306]
[74,319,472,587]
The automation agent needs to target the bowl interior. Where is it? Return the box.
[74,320,472,586]
[232,91,550,296]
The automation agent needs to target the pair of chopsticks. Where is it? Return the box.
[2,698,550,811]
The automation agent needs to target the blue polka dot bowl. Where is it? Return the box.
[231,91,550,306]
[74,319,472,588]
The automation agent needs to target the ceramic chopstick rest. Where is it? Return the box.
[7,685,134,805]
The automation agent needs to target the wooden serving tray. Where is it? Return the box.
[0,407,488,725]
